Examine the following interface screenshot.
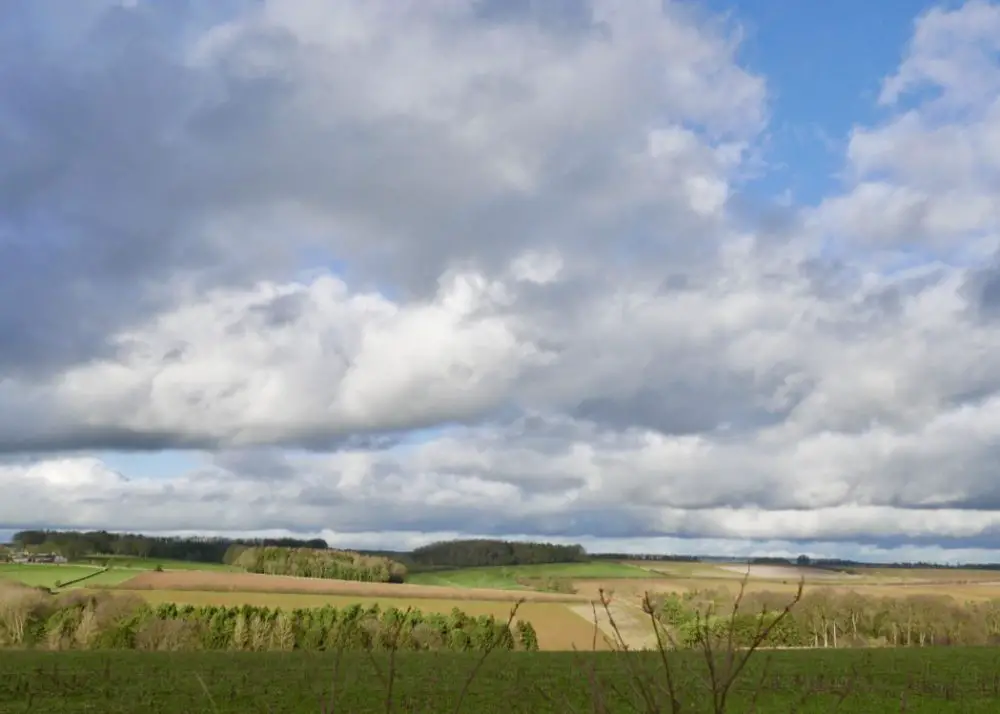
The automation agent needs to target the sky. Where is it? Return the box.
[2,0,1000,564]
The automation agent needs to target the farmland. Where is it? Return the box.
[112,569,589,602]
[7,552,1000,710]
[10,553,1000,653]
[407,561,660,589]
[2,648,999,713]
[76,555,242,572]
[104,567,601,650]
[114,589,603,651]
[0,563,136,590]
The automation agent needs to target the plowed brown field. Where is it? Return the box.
[118,570,589,602]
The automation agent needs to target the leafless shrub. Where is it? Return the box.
[135,618,203,651]
[0,586,49,647]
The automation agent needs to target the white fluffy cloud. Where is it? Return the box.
[814,0,1000,255]
[3,0,1000,558]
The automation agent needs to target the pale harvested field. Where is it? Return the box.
[118,570,587,603]
[567,600,653,651]
[854,567,1000,583]
[112,588,600,651]
[623,561,1000,587]
[622,561,846,582]
[571,576,1000,605]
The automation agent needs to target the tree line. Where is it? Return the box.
[230,546,407,583]
[590,553,700,562]
[653,586,1000,648]
[0,583,538,652]
[408,539,587,569]
[8,531,594,574]
[10,530,327,564]
[15,529,1000,573]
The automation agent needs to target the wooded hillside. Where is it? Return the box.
[409,539,587,569]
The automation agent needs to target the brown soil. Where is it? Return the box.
[118,570,589,603]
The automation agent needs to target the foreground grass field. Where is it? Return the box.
[2,648,999,713]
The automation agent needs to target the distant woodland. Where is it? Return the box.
[12,530,590,582]
[10,530,327,565]
[6,531,593,581]
[407,539,587,569]
[13,529,999,573]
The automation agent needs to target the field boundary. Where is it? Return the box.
[54,567,109,590]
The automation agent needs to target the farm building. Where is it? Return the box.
[10,552,67,564]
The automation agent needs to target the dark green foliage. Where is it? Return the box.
[515,620,539,651]
[233,546,407,583]
[1,649,999,713]
[409,539,588,569]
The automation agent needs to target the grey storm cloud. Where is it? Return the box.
[3,0,1000,555]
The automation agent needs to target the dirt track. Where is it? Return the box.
[120,570,590,603]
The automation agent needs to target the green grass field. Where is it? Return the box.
[0,563,105,589]
[75,569,145,588]
[1,648,998,713]
[0,562,188,590]
[407,562,661,588]
[75,555,242,572]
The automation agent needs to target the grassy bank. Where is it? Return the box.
[2,648,999,713]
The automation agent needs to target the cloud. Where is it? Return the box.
[4,1,1000,557]
[813,0,1000,254]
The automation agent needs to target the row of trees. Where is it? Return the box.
[591,553,699,562]
[17,530,1000,573]
[11,530,327,564]
[653,587,1000,648]
[409,539,587,569]
[232,546,407,583]
[0,584,537,652]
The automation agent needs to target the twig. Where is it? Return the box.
[643,592,682,713]
[194,672,219,713]
[363,607,412,714]
[320,639,346,714]
[451,599,523,714]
